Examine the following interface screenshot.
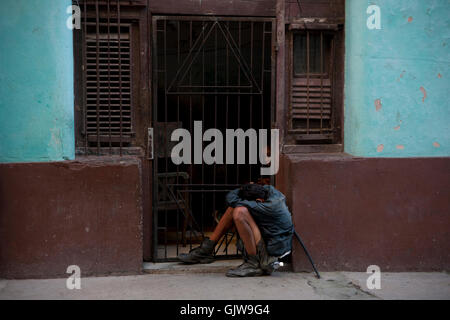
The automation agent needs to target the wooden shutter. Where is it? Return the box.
[84,22,133,146]
[289,31,335,143]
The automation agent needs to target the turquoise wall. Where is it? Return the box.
[0,0,74,163]
[345,0,450,157]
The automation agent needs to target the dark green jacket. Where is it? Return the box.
[226,185,294,257]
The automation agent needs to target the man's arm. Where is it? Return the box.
[225,188,259,209]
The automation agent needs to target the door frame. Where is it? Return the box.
[150,15,276,262]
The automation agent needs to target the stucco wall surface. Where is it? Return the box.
[345,0,450,157]
[0,0,74,163]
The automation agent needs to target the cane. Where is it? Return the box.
[294,230,321,279]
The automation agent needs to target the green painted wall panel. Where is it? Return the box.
[345,0,450,157]
[0,0,74,163]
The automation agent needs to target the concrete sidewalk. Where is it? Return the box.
[1,270,449,300]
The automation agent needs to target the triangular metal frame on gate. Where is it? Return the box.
[166,20,262,94]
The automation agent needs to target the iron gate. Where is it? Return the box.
[152,16,275,261]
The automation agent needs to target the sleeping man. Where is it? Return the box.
[178,183,294,277]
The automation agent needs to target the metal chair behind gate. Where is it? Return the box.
[156,172,194,246]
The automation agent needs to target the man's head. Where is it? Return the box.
[238,183,268,202]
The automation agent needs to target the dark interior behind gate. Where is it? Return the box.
[153,17,274,261]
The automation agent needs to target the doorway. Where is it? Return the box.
[152,16,275,262]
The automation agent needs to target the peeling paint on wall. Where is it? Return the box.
[375,99,382,112]
[345,0,450,157]
[420,86,427,103]
[377,144,384,153]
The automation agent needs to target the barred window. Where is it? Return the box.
[84,22,133,146]
[288,28,343,147]
[73,1,144,156]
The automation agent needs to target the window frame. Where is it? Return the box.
[285,23,344,152]
[72,3,149,157]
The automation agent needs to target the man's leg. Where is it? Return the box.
[178,207,234,264]
[231,206,262,255]
[226,207,265,277]
[211,206,263,256]
[178,206,266,273]
[210,207,234,242]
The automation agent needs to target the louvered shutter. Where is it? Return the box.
[289,31,334,142]
[291,77,333,138]
[84,23,133,145]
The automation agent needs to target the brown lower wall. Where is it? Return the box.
[279,154,450,272]
[0,157,143,279]
[2,155,449,278]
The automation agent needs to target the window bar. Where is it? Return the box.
[330,36,335,135]
[306,31,310,135]
[189,20,193,251]
[176,20,180,256]
[201,21,205,239]
[107,0,112,154]
[237,21,241,184]
[249,22,253,182]
[320,32,324,134]
[152,17,159,261]
[166,22,213,94]
[95,0,100,154]
[270,21,276,132]
[83,0,88,154]
[117,0,123,156]
[237,22,241,256]
[225,21,229,185]
[213,23,218,236]
[225,21,230,255]
[288,32,293,130]
[261,22,265,135]
[164,19,168,259]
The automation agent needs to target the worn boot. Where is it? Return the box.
[226,254,264,277]
[236,239,249,262]
[227,239,249,273]
[178,237,216,264]
[257,240,279,275]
